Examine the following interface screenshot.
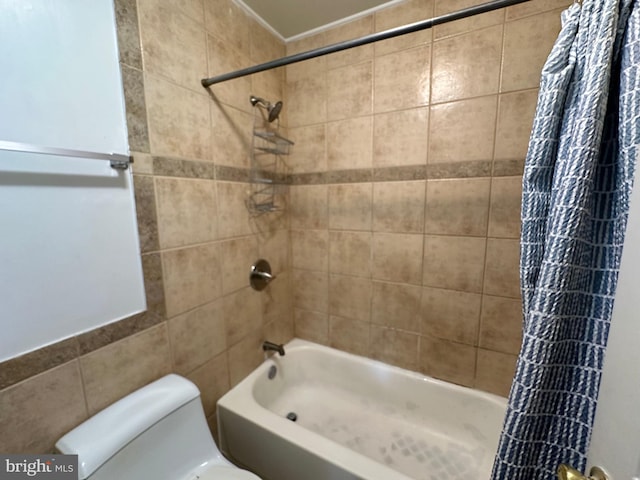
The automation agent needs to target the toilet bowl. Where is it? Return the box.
[55,374,261,480]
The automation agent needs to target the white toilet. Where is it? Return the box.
[56,374,261,480]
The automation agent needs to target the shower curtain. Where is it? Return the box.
[491,1,639,479]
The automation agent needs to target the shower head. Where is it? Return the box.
[269,101,283,123]
[250,95,283,123]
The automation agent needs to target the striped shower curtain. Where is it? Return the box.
[492,1,639,479]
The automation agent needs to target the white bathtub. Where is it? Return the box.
[217,339,507,480]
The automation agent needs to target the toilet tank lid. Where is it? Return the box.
[55,374,200,479]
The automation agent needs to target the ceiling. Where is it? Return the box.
[236,0,403,41]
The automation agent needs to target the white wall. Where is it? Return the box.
[587,157,640,477]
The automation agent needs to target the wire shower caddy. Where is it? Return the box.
[246,97,293,215]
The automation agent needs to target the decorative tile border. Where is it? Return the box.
[427,160,492,179]
[493,158,525,177]
[153,156,215,179]
[373,165,427,182]
[0,338,79,390]
[145,156,524,184]
[0,253,166,390]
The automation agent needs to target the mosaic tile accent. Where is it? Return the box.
[0,338,79,390]
[153,156,215,179]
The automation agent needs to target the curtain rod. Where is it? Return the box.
[201,0,531,87]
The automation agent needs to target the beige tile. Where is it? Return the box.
[220,236,259,294]
[0,362,87,453]
[373,233,423,285]
[434,0,504,39]
[373,181,426,234]
[251,71,285,117]
[168,300,226,375]
[374,0,434,56]
[186,351,229,417]
[258,228,291,274]
[370,325,419,371]
[329,316,370,356]
[228,330,264,386]
[250,21,285,64]
[329,183,372,231]
[290,185,328,230]
[421,287,482,345]
[287,74,327,127]
[484,238,520,298]
[146,74,210,160]
[489,177,522,238]
[327,62,373,121]
[432,25,502,103]
[249,194,289,233]
[223,287,263,346]
[325,16,374,70]
[420,337,476,387]
[373,108,429,167]
[429,96,497,163]
[288,124,327,174]
[286,33,327,82]
[81,325,172,414]
[329,231,372,277]
[501,10,563,92]
[216,181,253,239]
[294,308,329,344]
[506,0,571,21]
[264,313,295,346]
[206,34,252,112]
[495,90,538,161]
[374,46,430,113]
[423,235,486,292]
[425,178,490,236]
[163,243,222,317]
[138,0,207,92]
[372,281,422,332]
[210,103,253,169]
[262,271,293,323]
[480,295,523,354]
[204,0,250,57]
[329,274,372,322]
[156,177,217,249]
[176,0,204,24]
[476,349,517,397]
[327,116,373,171]
[291,229,329,271]
[292,269,329,313]
[132,152,154,175]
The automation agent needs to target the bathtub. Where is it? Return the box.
[217,339,507,480]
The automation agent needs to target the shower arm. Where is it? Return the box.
[201,0,531,87]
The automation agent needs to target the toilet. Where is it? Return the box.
[55,374,261,480]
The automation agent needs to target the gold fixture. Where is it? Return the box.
[557,464,609,480]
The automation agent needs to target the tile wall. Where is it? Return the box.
[287,0,569,396]
[0,0,292,453]
[0,0,570,455]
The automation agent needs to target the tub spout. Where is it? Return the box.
[263,341,285,356]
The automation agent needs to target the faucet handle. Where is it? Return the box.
[250,259,275,291]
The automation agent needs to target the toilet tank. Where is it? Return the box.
[56,374,221,480]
